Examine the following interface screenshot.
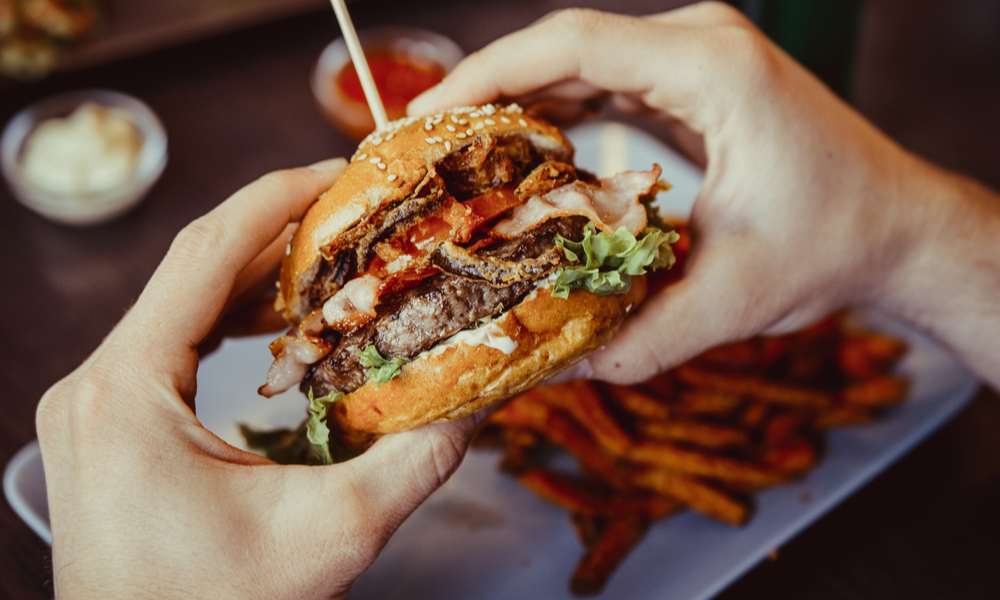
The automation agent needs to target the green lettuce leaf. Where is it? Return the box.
[359,345,411,388]
[306,388,345,465]
[552,224,680,299]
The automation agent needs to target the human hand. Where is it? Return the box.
[409,2,1000,387]
[35,159,478,600]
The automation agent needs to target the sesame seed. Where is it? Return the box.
[387,174,398,182]
[458,119,468,125]
[475,122,485,130]
[456,133,467,139]
[369,157,380,163]
[519,119,528,127]
[377,162,386,170]
[451,115,459,123]
[386,133,394,140]
[470,111,480,118]
[446,125,456,132]
[434,136,443,142]
[466,128,474,135]
[425,123,433,131]
[372,137,383,145]
[356,153,368,161]
[425,137,436,144]
[485,119,495,125]
[445,141,452,151]
[285,243,291,256]
[500,117,510,124]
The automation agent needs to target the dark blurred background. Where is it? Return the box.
[1,1,998,599]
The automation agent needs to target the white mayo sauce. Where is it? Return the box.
[424,318,518,358]
[21,103,141,196]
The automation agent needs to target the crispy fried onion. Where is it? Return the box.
[492,165,662,239]
[514,161,577,200]
[430,241,568,286]
[259,334,333,397]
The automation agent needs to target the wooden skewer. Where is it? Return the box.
[328,0,388,131]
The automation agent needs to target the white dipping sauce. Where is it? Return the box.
[20,103,141,196]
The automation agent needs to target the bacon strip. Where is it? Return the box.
[259,335,333,397]
[491,165,662,239]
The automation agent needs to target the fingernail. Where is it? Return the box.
[309,157,347,173]
[407,83,444,117]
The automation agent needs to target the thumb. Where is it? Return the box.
[587,240,788,384]
[341,415,478,527]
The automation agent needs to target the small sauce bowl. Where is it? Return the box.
[312,26,464,142]
[1,89,168,226]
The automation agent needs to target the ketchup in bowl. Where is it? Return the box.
[312,27,464,142]
[336,52,445,120]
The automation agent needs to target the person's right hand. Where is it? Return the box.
[409,2,1000,388]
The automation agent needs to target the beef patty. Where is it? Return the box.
[301,217,589,396]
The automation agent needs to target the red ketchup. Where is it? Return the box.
[337,52,445,123]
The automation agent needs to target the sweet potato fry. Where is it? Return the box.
[642,371,675,398]
[760,437,818,476]
[630,468,750,526]
[607,494,681,521]
[740,401,771,430]
[695,340,760,369]
[499,428,543,474]
[676,365,833,409]
[675,390,743,417]
[763,411,808,446]
[840,375,907,406]
[519,469,607,515]
[628,441,785,488]
[529,381,633,456]
[600,383,671,420]
[490,399,626,488]
[571,514,649,597]
[637,419,749,450]
[812,405,876,429]
[837,334,907,378]
[571,512,605,548]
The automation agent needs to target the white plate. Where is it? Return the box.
[4,123,980,600]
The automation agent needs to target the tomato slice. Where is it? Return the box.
[465,187,523,222]
[358,188,525,290]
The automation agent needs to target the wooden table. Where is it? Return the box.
[1,0,998,598]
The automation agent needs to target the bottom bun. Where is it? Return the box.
[331,276,648,449]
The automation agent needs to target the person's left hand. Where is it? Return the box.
[36,159,478,600]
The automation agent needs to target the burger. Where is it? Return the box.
[257,104,678,459]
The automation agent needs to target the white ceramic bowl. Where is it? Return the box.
[1,89,168,226]
[311,26,464,142]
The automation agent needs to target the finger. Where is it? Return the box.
[408,8,741,133]
[587,240,786,384]
[643,2,750,27]
[197,290,289,357]
[227,222,297,311]
[341,417,477,526]
[123,159,346,370]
